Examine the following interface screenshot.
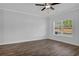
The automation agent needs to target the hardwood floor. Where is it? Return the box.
[0,39,79,56]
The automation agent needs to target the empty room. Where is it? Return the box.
[0,3,79,56]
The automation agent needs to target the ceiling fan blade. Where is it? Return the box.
[50,7,54,10]
[35,4,45,6]
[50,3,60,5]
[41,7,46,11]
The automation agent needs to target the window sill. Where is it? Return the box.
[53,34,72,37]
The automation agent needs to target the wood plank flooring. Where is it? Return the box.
[0,39,79,56]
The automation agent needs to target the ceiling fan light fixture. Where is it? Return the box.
[46,6,50,9]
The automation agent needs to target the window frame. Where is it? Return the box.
[53,20,72,37]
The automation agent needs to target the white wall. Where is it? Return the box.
[0,9,4,44]
[0,3,79,46]
[48,9,79,46]
[0,9,47,45]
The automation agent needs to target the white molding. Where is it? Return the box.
[49,37,79,46]
[0,36,46,45]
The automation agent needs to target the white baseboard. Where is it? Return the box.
[0,36,46,45]
[49,37,79,46]
[1,36,79,46]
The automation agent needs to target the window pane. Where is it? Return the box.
[63,19,72,35]
[55,21,62,35]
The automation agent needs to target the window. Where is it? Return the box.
[53,19,72,37]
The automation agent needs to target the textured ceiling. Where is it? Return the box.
[0,3,79,17]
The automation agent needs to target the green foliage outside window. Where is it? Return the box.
[63,19,72,27]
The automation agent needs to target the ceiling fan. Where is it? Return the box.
[35,3,60,11]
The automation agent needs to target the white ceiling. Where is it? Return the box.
[0,3,79,17]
